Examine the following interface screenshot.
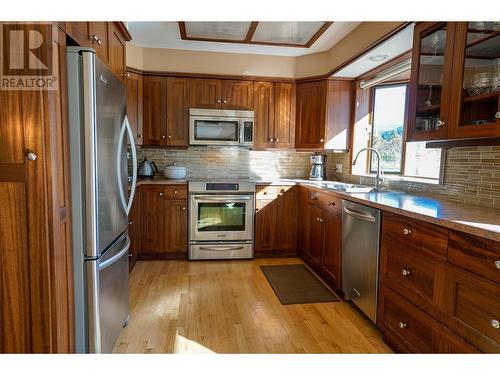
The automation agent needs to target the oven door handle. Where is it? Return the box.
[193,196,251,201]
[199,245,245,251]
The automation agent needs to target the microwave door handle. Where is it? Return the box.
[239,121,244,144]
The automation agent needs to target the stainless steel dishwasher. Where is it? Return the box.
[342,200,381,323]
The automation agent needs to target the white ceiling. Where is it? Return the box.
[333,23,414,78]
[127,21,361,57]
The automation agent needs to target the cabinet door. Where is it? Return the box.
[88,22,109,64]
[125,71,144,145]
[308,204,324,265]
[65,22,90,47]
[276,186,298,251]
[109,23,126,80]
[406,22,456,141]
[166,77,190,147]
[253,81,275,149]
[321,209,341,290]
[143,76,167,145]
[255,199,278,251]
[298,187,311,257]
[325,80,353,150]
[222,80,254,110]
[274,82,296,149]
[295,80,326,148]
[128,187,141,272]
[448,22,500,139]
[142,187,165,252]
[189,78,222,109]
[165,200,188,253]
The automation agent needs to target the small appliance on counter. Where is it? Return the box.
[163,163,187,179]
[137,157,158,178]
[309,154,327,180]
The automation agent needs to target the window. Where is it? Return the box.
[355,83,442,181]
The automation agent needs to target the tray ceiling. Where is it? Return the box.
[127,21,361,56]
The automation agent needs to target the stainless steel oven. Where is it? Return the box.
[189,108,254,147]
[189,181,255,260]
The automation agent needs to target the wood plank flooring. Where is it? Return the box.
[113,258,391,353]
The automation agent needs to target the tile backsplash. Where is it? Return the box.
[135,147,312,180]
[327,145,500,208]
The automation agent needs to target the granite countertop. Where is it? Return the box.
[134,177,500,242]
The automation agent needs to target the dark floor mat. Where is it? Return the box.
[260,264,339,305]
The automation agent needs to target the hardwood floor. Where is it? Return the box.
[113,258,391,353]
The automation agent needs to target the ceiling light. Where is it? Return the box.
[368,54,389,62]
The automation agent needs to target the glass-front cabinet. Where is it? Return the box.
[448,22,500,139]
[407,22,456,141]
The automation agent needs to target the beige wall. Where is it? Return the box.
[126,22,406,79]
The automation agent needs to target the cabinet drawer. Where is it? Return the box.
[382,212,448,261]
[317,191,342,214]
[164,185,187,199]
[378,284,479,353]
[441,266,500,353]
[448,230,500,284]
[380,244,445,309]
[256,185,293,200]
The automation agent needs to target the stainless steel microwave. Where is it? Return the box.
[189,108,254,147]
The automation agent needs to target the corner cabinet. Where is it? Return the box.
[295,79,354,150]
[407,22,500,143]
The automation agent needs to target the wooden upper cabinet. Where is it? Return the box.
[143,76,167,146]
[274,82,296,149]
[407,22,456,142]
[88,22,109,63]
[295,79,352,150]
[166,77,190,147]
[189,78,222,109]
[253,81,275,149]
[109,23,126,80]
[221,80,253,110]
[65,22,90,47]
[448,22,500,139]
[125,71,143,145]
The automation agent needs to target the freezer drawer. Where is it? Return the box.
[341,200,381,323]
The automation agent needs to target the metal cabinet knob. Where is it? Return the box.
[223,100,227,104]
[316,217,320,221]
[161,135,166,139]
[182,207,186,211]
[123,72,130,78]
[217,99,221,104]
[275,139,279,142]
[436,119,445,127]
[495,260,500,269]
[310,195,317,200]
[398,322,407,329]
[403,228,412,235]
[328,201,335,207]
[278,193,283,197]
[138,134,143,138]
[491,319,499,329]
[174,190,178,194]
[90,34,102,45]
[159,192,163,196]
[167,135,172,139]
[129,253,133,257]
[268,138,274,142]
[495,112,500,119]
[401,269,411,277]
[27,152,38,161]
[319,218,324,223]
[128,221,133,225]
[319,138,324,142]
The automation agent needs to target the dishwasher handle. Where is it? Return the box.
[343,206,376,223]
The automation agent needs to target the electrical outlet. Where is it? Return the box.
[336,164,343,173]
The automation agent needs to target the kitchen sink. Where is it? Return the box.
[324,182,374,193]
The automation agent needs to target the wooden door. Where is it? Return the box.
[142,187,166,252]
[448,22,500,139]
[325,80,353,150]
[166,77,190,147]
[143,76,167,145]
[255,199,278,251]
[221,80,254,110]
[165,200,188,253]
[274,82,296,149]
[276,186,298,252]
[406,22,456,142]
[65,22,90,47]
[88,22,109,63]
[253,81,275,149]
[321,210,342,290]
[297,187,311,256]
[128,187,142,272]
[109,23,126,80]
[295,80,326,148]
[125,71,144,145]
[189,78,222,109]
[308,204,324,265]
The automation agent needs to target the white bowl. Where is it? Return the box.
[163,165,187,179]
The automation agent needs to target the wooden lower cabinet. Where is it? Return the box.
[378,284,479,353]
[141,185,188,258]
[255,185,298,255]
[128,187,142,272]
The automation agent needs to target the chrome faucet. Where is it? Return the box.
[352,147,384,190]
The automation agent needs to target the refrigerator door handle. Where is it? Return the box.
[117,116,137,215]
[99,237,131,271]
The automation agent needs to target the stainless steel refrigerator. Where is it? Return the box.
[67,47,138,353]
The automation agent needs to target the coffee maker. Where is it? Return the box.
[309,154,327,181]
